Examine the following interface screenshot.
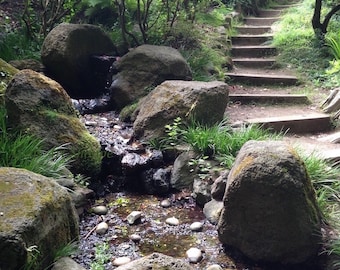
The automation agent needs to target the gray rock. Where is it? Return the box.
[133,80,229,142]
[165,217,180,226]
[170,151,197,191]
[126,211,142,225]
[186,247,203,263]
[203,199,224,225]
[211,170,229,201]
[206,264,223,270]
[217,140,322,264]
[160,199,171,208]
[113,257,131,266]
[0,168,79,270]
[52,257,86,270]
[190,222,204,232]
[96,222,109,235]
[115,252,194,270]
[92,205,108,215]
[192,177,212,207]
[5,69,102,177]
[41,23,116,98]
[109,44,192,109]
[129,234,141,242]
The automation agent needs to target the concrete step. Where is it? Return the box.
[231,34,273,46]
[226,72,299,85]
[231,45,277,57]
[258,9,283,17]
[229,93,310,104]
[236,26,272,35]
[244,17,280,26]
[232,58,277,68]
[235,113,332,134]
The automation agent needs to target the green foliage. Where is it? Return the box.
[90,242,111,270]
[325,32,340,84]
[0,31,41,61]
[272,0,339,88]
[150,117,282,168]
[0,107,72,178]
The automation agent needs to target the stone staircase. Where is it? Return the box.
[225,1,340,162]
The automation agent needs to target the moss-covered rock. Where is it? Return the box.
[0,58,19,105]
[0,167,79,270]
[4,69,102,177]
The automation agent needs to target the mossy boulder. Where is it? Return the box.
[0,58,19,105]
[4,69,102,177]
[218,140,322,265]
[133,80,229,142]
[0,167,79,270]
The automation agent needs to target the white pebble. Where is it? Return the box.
[165,217,179,226]
[190,222,203,232]
[206,264,223,270]
[92,205,108,215]
[113,256,131,266]
[96,222,109,235]
[186,247,202,263]
[129,234,141,242]
[126,211,142,225]
[160,199,171,208]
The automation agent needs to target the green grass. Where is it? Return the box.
[0,31,42,62]
[0,107,72,178]
[272,0,340,88]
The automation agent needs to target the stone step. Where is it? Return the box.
[231,34,273,46]
[236,26,272,35]
[244,17,280,26]
[231,45,277,57]
[235,113,332,134]
[229,93,310,104]
[226,72,299,86]
[232,58,277,68]
[258,9,283,17]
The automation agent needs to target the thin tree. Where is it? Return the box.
[312,0,340,38]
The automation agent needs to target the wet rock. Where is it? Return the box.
[171,151,197,191]
[160,199,171,208]
[192,177,213,207]
[96,222,109,235]
[92,206,108,215]
[113,257,131,266]
[166,217,180,226]
[203,199,223,225]
[142,167,171,195]
[114,252,194,270]
[129,234,141,242]
[190,222,203,232]
[186,247,203,263]
[52,257,86,270]
[126,211,142,225]
[211,170,229,201]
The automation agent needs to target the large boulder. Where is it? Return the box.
[115,252,194,270]
[5,69,102,177]
[41,23,116,98]
[133,80,229,141]
[0,58,18,105]
[0,167,79,270]
[109,45,192,109]
[217,140,322,265]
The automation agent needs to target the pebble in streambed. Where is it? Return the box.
[165,217,180,226]
[113,256,131,266]
[91,205,108,215]
[190,221,203,232]
[96,221,109,235]
[126,211,142,225]
[186,247,203,263]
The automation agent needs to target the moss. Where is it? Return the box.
[232,155,254,178]
[0,181,14,192]
[0,58,19,105]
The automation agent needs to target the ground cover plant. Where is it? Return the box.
[0,107,72,178]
